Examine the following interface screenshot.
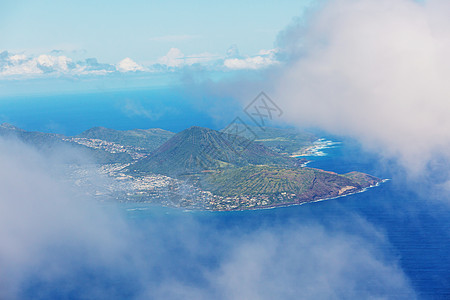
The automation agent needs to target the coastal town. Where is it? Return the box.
[68,161,301,211]
[64,137,148,159]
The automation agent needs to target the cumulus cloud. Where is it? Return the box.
[37,54,74,73]
[0,46,280,78]
[0,51,43,76]
[268,0,450,177]
[8,54,27,63]
[158,48,185,68]
[116,57,145,72]
[0,51,116,77]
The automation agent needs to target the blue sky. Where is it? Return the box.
[1,0,313,64]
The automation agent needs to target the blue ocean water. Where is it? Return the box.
[0,89,240,135]
[1,90,448,299]
[112,144,450,299]
[304,144,450,299]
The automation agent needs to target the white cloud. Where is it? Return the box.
[149,222,416,300]
[0,52,117,77]
[1,53,74,76]
[158,48,185,68]
[0,46,279,78]
[8,54,27,63]
[116,57,145,72]
[0,53,72,76]
[0,137,136,298]
[37,54,72,72]
[1,57,42,76]
[224,49,279,70]
[271,0,450,176]
[211,226,415,300]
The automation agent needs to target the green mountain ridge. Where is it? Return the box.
[0,123,132,164]
[201,165,380,209]
[76,126,174,151]
[221,124,317,154]
[128,126,299,177]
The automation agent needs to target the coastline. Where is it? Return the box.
[124,178,389,213]
[209,178,388,212]
[291,139,341,158]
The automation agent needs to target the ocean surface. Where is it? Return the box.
[0,88,240,135]
[1,90,449,299]
[111,144,449,299]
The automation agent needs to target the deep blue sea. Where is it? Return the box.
[109,145,449,299]
[0,88,241,135]
[1,90,449,299]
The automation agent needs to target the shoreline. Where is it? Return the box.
[124,179,389,213]
[208,178,388,212]
[290,139,341,158]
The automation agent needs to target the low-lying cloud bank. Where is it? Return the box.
[0,137,415,299]
[0,45,279,79]
[154,225,415,300]
[0,137,134,298]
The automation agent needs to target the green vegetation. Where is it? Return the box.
[343,171,381,187]
[125,125,382,209]
[0,123,133,164]
[201,165,374,200]
[77,126,174,151]
[202,166,314,196]
[221,124,317,155]
[128,126,298,177]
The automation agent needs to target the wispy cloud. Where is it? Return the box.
[122,99,176,120]
[224,48,279,70]
[157,47,218,68]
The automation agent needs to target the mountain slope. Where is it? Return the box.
[0,123,132,164]
[203,166,378,198]
[128,126,297,176]
[221,124,317,155]
[76,126,174,151]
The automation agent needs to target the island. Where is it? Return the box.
[0,123,383,211]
